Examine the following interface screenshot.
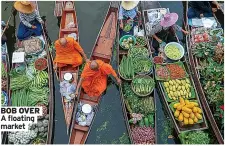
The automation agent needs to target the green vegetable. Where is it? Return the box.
[1,92,5,106]
[132,76,155,95]
[128,46,149,59]
[136,36,146,46]
[133,57,153,74]
[148,114,154,127]
[119,56,134,80]
[138,119,144,127]
[1,62,7,78]
[123,23,132,32]
[178,131,211,144]
[144,117,149,127]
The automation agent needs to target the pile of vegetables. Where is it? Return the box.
[10,73,31,90]
[172,97,203,125]
[34,58,47,71]
[156,66,169,79]
[166,63,186,79]
[123,23,132,32]
[120,36,135,50]
[137,113,154,127]
[164,44,182,60]
[135,36,147,46]
[153,56,164,64]
[133,57,152,74]
[132,76,155,96]
[193,33,209,43]
[1,62,7,78]
[128,46,149,59]
[8,131,37,144]
[179,131,211,144]
[192,42,214,58]
[163,78,192,101]
[119,55,134,80]
[131,126,155,144]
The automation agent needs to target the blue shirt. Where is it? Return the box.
[119,5,138,20]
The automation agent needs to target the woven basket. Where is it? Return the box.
[135,36,147,47]
[118,67,132,81]
[131,75,155,97]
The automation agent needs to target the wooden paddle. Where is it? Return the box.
[1,9,15,38]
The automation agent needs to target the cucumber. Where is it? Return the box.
[148,114,154,127]
[144,117,150,127]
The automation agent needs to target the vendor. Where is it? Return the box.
[54,37,88,69]
[14,1,44,41]
[119,1,140,29]
[146,13,189,52]
[1,21,7,45]
[187,1,220,19]
[75,60,121,98]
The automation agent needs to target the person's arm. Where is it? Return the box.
[152,34,162,43]
[73,40,88,62]
[103,63,121,84]
[35,10,44,24]
[174,24,189,35]
[19,12,32,28]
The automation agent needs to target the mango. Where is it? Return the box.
[188,118,194,124]
[174,110,180,117]
[173,103,180,108]
[194,116,198,123]
[195,113,202,120]
[185,103,195,109]
[189,102,198,107]
[182,111,189,118]
[177,91,181,96]
[193,107,198,112]
[190,112,195,119]
[183,117,189,125]
[196,107,202,114]
[185,84,189,89]
[179,97,185,104]
[182,107,192,113]
[176,79,181,84]
[169,80,173,85]
[180,90,184,96]
[177,105,183,111]
[184,100,189,105]
[182,86,186,91]
[177,86,181,90]
[173,86,176,92]
[178,113,184,121]
[169,86,173,91]
[170,91,174,97]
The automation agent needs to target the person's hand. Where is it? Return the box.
[212,8,217,13]
[184,30,189,35]
[158,39,162,44]
[120,22,124,29]
[75,90,79,97]
[117,78,121,85]
[200,13,204,18]
[53,64,57,70]
[31,25,37,29]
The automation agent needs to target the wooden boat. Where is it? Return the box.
[184,1,224,144]
[116,3,157,144]
[5,1,54,144]
[69,4,118,144]
[142,7,208,134]
[54,1,64,17]
[54,1,80,134]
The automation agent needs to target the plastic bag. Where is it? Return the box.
[67,22,75,28]
[86,111,94,126]
[60,81,76,97]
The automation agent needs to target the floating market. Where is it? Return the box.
[1,1,224,145]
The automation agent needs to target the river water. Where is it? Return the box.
[1,1,185,144]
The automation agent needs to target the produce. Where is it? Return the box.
[179,131,211,144]
[8,130,37,144]
[1,92,5,106]
[28,86,49,106]
[131,126,155,144]
[173,98,203,125]
[10,74,31,90]
[165,44,182,60]
[1,79,7,91]
[121,37,135,49]
[129,113,144,124]
[119,56,134,80]
[153,56,164,64]
[37,104,48,119]
[139,97,155,115]
[163,78,192,100]
[1,62,7,78]
[192,42,214,58]
[132,76,155,96]
[133,57,153,74]
[193,33,209,43]
[31,71,49,88]
[34,58,47,71]
[210,28,223,36]
[156,66,169,79]
[123,23,132,32]
[166,63,186,79]
[128,46,149,59]
[213,42,224,63]
[136,36,147,46]
[11,89,29,106]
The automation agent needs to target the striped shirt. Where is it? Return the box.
[145,20,182,36]
[119,5,138,20]
[19,10,43,28]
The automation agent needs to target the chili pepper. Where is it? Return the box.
[220,105,224,110]
[166,64,186,79]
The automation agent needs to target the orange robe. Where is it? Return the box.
[81,60,117,97]
[54,37,84,67]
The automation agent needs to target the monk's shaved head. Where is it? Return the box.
[90,60,99,70]
[59,38,67,46]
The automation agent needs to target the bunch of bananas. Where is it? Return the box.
[164,78,192,100]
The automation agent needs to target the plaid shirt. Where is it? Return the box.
[119,5,138,20]
[19,10,43,28]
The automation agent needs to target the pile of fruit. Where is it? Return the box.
[163,78,192,101]
[120,36,135,50]
[165,44,182,60]
[136,36,147,46]
[173,98,203,125]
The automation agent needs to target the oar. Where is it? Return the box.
[1,8,15,37]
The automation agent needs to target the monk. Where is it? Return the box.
[53,37,88,69]
[75,60,121,98]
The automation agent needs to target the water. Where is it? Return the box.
[1,1,185,144]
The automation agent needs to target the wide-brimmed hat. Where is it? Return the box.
[14,1,35,14]
[160,13,178,27]
[121,1,139,10]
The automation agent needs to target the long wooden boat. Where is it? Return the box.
[116,3,158,144]
[4,1,54,144]
[142,7,208,134]
[184,1,224,144]
[55,1,80,134]
[69,4,118,144]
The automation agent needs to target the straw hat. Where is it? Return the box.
[121,1,139,10]
[14,1,35,14]
[160,13,178,27]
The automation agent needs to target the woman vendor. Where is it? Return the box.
[14,1,44,41]
[146,13,189,54]
[119,1,140,30]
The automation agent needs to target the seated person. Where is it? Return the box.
[14,1,44,41]
[146,13,188,52]
[54,37,88,69]
[187,1,220,19]
[119,1,140,29]
[75,60,121,98]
